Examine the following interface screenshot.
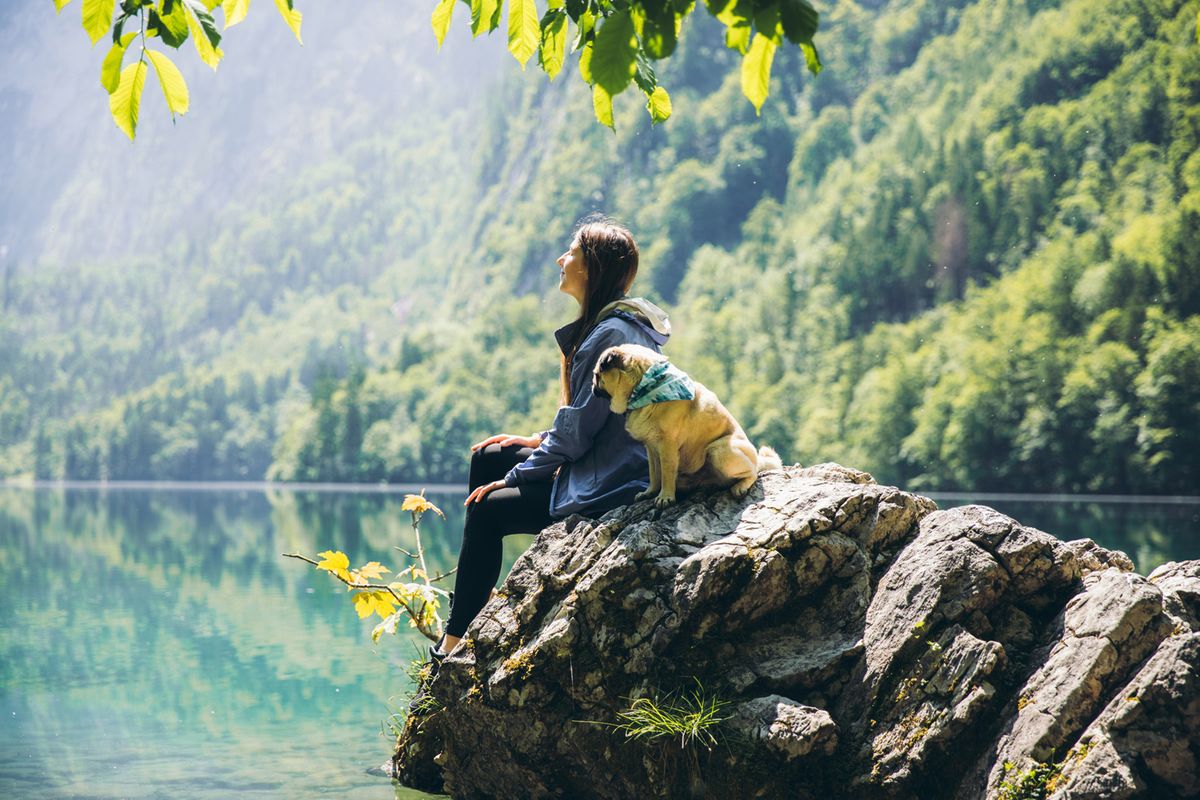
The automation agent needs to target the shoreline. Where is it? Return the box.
[0,479,466,494]
[1,479,1197,504]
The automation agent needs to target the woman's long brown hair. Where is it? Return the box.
[559,214,640,405]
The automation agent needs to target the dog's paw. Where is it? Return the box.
[634,489,656,502]
[654,494,676,509]
[731,478,757,499]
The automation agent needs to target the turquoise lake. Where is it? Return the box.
[1,486,1196,798]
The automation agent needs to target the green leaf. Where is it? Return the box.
[645,85,671,124]
[109,60,147,140]
[779,0,817,45]
[431,0,455,50]
[740,32,776,115]
[100,31,138,93]
[725,21,750,54]
[629,3,645,38]
[591,9,637,95]
[633,51,656,94]
[800,40,821,75]
[184,0,224,68]
[469,0,501,36]
[713,0,751,27]
[221,0,251,29]
[273,0,302,43]
[82,0,116,46]
[753,3,782,44]
[570,8,594,53]
[54,0,72,14]
[538,9,568,80]
[592,82,614,131]
[565,0,586,20]
[578,39,593,83]
[641,5,677,59]
[714,0,753,52]
[146,48,189,119]
[508,0,539,68]
[110,10,130,44]
[150,5,190,49]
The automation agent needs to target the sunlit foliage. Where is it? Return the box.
[54,0,822,136]
[13,0,1200,494]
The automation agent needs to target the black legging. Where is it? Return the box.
[444,444,554,638]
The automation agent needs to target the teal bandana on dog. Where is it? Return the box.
[626,360,696,410]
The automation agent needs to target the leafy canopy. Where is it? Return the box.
[53,0,823,138]
[54,0,303,140]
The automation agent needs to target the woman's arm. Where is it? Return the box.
[503,324,628,488]
[470,433,543,452]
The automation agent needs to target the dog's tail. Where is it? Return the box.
[757,445,783,472]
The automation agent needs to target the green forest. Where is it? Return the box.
[3,0,1199,493]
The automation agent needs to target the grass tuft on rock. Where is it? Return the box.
[596,678,731,750]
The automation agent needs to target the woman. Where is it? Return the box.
[428,215,670,671]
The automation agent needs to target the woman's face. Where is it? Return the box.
[557,238,588,303]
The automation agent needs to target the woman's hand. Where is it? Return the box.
[464,479,507,506]
[470,433,542,452]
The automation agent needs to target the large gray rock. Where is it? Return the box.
[727,695,838,760]
[390,464,1199,800]
[1048,632,1200,799]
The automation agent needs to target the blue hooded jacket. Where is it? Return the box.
[503,297,671,518]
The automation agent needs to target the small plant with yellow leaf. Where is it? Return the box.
[284,491,452,644]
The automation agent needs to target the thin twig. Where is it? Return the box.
[282,552,448,641]
[281,552,452,594]
[282,552,406,595]
[411,493,432,590]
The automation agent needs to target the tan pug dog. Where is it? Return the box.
[592,344,782,508]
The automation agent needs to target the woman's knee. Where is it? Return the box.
[468,446,500,489]
[468,444,525,489]
[462,497,505,539]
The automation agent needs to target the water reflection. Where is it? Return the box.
[1,487,1195,798]
[0,487,532,799]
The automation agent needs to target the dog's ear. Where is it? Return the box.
[592,371,611,400]
[597,348,625,374]
[591,353,613,400]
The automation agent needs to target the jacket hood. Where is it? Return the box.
[554,296,672,354]
[599,297,672,342]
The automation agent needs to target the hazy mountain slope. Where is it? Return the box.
[3,0,1197,493]
[2,3,505,264]
[1,3,513,474]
